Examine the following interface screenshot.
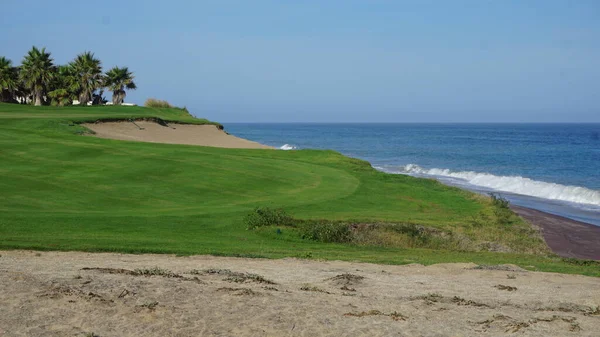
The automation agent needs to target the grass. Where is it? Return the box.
[0,103,598,277]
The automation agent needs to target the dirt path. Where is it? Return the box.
[83,121,273,149]
[1,250,598,336]
[511,206,600,260]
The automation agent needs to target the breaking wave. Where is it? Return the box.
[279,144,298,150]
[384,164,600,206]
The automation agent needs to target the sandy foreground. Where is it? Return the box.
[82,121,273,149]
[1,251,599,337]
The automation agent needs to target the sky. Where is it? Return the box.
[1,0,599,122]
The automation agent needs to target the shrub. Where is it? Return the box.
[299,221,353,243]
[490,193,510,209]
[144,98,173,108]
[244,207,293,230]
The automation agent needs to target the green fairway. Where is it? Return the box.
[0,103,597,276]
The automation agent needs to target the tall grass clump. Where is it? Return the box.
[244,207,293,230]
[144,98,173,108]
[299,221,353,243]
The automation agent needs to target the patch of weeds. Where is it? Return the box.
[216,287,259,296]
[507,274,517,279]
[82,333,101,337]
[340,285,356,292]
[202,268,276,284]
[225,273,276,284]
[328,273,365,286]
[494,284,517,291]
[452,296,490,307]
[203,268,234,275]
[471,264,527,272]
[132,267,180,278]
[584,306,600,316]
[344,310,407,321]
[417,293,444,304]
[299,221,352,243]
[490,193,510,209]
[296,252,313,259]
[244,207,293,230]
[561,258,600,267]
[81,267,136,275]
[35,252,41,257]
[263,286,279,291]
[137,301,159,311]
[300,284,331,294]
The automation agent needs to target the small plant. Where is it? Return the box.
[494,284,517,291]
[132,267,179,278]
[144,98,172,108]
[137,301,159,310]
[344,310,408,321]
[202,268,276,284]
[328,273,365,286]
[490,193,510,209]
[300,284,331,294]
[244,207,293,230]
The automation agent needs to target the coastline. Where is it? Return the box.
[511,205,600,261]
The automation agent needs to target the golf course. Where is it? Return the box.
[0,103,598,276]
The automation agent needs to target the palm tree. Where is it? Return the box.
[104,66,136,105]
[70,52,103,105]
[48,65,78,106]
[20,46,55,106]
[0,56,19,102]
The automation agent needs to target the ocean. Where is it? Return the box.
[225,123,600,226]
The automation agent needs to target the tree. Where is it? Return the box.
[47,65,77,106]
[20,46,55,106]
[104,66,136,105]
[0,56,19,103]
[70,52,103,105]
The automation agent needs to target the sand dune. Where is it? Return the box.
[83,121,273,149]
[1,250,598,337]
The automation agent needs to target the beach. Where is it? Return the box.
[1,250,599,337]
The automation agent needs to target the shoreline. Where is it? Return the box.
[511,205,600,261]
[82,120,599,260]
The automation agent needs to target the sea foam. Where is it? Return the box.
[384,164,600,206]
[279,144,297,150]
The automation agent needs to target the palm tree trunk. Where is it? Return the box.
[34,92,42,106]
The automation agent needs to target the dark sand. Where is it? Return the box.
[511,205,600,260]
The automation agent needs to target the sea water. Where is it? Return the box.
[225,123,600,226]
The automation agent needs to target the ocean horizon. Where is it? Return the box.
[225,122,600,226]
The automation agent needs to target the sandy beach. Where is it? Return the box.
[1,250,599,337]
[83,121,273,149]
[511,206,600,261]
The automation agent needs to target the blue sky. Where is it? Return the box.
[2,0,599,122]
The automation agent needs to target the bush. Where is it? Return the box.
[244,207,293,230]
[144,98,173,108]
[490,193,510,209]
[299,221,353,243]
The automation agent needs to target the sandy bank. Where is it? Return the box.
[1,250,599,336]
[82,121,273,149]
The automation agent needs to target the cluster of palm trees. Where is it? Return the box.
[0,46,136,106]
